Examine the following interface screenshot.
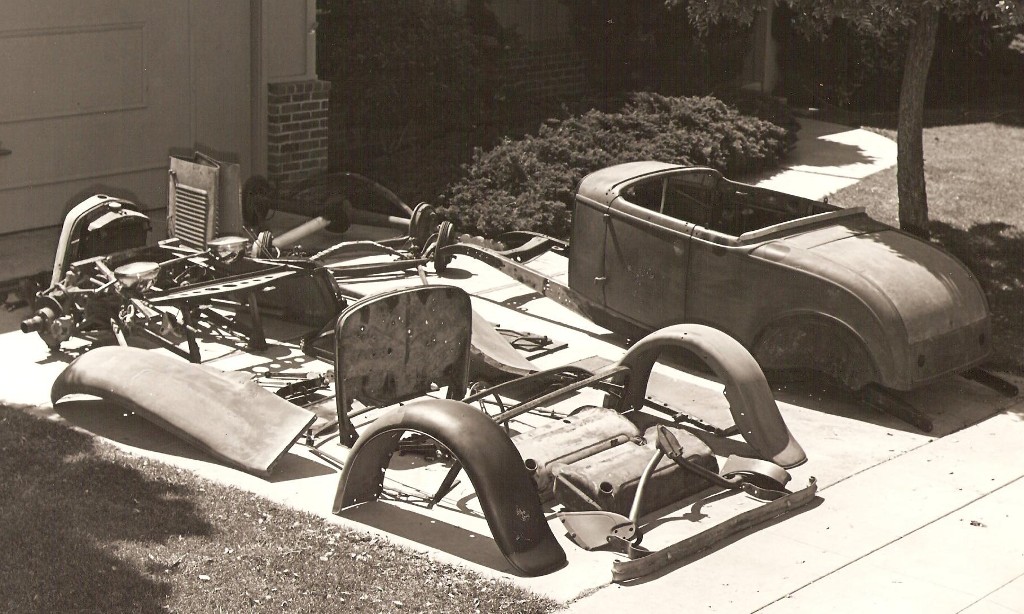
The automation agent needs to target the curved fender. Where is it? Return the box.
[51,346,316,477]
[333,399,567,576]
[614,324,807,468]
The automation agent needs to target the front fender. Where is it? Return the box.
[614,324,806,468]
[50,346,315,476]
[334,399,566,576]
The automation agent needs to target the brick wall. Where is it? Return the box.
[267,80,330,189]
[501,41,587,101]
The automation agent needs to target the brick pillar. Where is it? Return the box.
[267,79,330,190]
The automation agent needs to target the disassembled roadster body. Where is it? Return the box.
[29,157,1010,580]
[443,162,1017,431]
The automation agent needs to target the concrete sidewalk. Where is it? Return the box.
[559,405,1024,614]
[745,117,898,201]
[3,251,1022,610]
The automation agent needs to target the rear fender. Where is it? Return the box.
[334,399,566,576]
[613,324,806,468]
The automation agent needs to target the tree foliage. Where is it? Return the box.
[674,0,1022,37]
[667,0,1023,237]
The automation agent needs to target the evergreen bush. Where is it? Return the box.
[439,93,793,238]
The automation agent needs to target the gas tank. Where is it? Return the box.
[511,406,640,495]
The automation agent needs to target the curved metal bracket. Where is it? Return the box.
[613,324,807,468]
[333,399,567,576]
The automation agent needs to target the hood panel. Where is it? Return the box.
[801,229,987,343]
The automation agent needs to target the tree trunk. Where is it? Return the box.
[896,6,940,239]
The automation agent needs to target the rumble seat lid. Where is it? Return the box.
[803,229,989,343]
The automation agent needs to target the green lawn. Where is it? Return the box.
[829,122,1024,375]
[0,407,555,614]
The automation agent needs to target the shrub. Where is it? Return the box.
[717,89,800,151]
[438,93,793,238]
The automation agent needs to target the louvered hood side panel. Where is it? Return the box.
[168,155,220,249]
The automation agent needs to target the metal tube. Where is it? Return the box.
[629,450,665,526]
[274,216,331,248]
[492,366,630,425]
[348,209,411,230]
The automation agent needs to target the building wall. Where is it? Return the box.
[267,80,330,190]
[189,1,254,175]
[263,0,328,189]
[265,0,317,81]
[489,0,586,101]
[488,0,573,44]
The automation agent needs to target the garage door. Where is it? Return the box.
[0,1,250,235]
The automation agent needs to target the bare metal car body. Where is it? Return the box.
[568,161,991,392]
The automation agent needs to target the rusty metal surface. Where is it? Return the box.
[50,346,315,476]
[614,324,807,469]
[335,284,471,405]
[333,399,567,576]
[609,477,819,582]
[575,161,684,204]
[564,162,993,393]
[334,285,472,443]
[443,243,606,325]
[808,227,989,342]
[469,310,538,382]
[512,405,640,494]
[552,425,717,516]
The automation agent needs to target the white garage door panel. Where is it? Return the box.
[0,1,191,234]
[3,169,169,229]
[0,24,146,122]
[0,0,254,235]
[2,109,189,193]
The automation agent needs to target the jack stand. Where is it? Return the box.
[961,368,1019,398]
[861,384,933,432]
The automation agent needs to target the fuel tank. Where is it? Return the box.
[511,406,640,495]
[552,425,717,516]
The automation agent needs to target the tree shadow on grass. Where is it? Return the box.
[0,407,213,613]
[929,220,1023,378]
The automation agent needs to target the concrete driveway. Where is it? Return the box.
[4,119,1024,612]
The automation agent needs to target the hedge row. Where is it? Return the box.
[438,93,794,238]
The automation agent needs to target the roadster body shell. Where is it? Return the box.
[568,161,991,391]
